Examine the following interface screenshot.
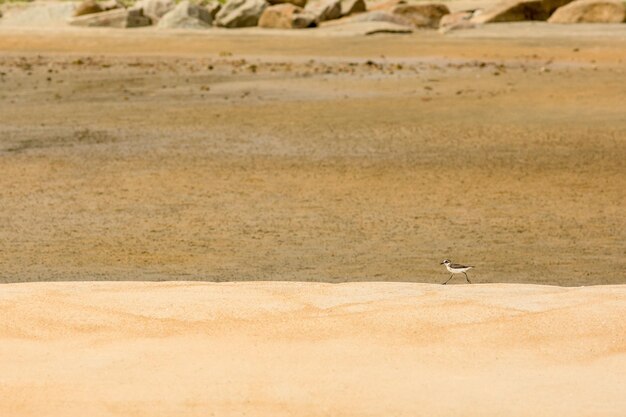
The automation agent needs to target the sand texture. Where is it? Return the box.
[1,281,625,416]
[0,21,625,416]
[0,27,625,285]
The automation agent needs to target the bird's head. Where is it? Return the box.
[440,259,451,265]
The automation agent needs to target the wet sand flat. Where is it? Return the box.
[0,26,625,285]
[1,281,625,417]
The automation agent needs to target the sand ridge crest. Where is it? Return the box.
[1,281,626,416]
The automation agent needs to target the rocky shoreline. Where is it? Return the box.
[1,0,624,33]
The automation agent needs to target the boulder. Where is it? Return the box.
[368,0,405,11]
[194,0,222,16]
[100,0,125,11]
[157,0,212,28]
[363,1,449,27]
[305,0,342,22]
[206,2,222,18]
[321,20,413,33]
[340,0,366,16]
[68,8,151,27]
[267,0,308,8]
[215,0,268,27]
[74,0,122,16]
[438,10,477,31]
[258,3,317,27]
[74,0,103,17]
[131,0,175,22]
[471,0,573,23]
[390,3,450,28]
[326,10,413,26]
[548,0,626,22]
[0,3,76,27]
[542,0,581,14]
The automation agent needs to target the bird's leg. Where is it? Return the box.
[464,272,472,284]
[442,274,454,285]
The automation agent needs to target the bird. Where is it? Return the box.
[440,259,473,285]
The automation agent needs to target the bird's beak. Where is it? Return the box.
[440,262,444,265]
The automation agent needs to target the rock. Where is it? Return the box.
[68,8,151,27]
[359,0,449,27]
[157,0,212,28]
[194,0,222,16]
[100,0,125,11]
[542,0,580,14]
[438,10,477,32]
[369,0,406,11]
[360,21,412,34]
[472,0,573,23]
[216,0,268,27]
[74,0,123,16]
[340,0,366,16]
[131,0,175,22]
[328,10,411,25]
[305,0,342,22]
[206,2,222,19]
[74,0,103,17]
[258,3,317,27]
[390,3,450,28]
[0,3,76,27]
[548,0,626,22]
[321,19,413,33]
[267,0,308,8]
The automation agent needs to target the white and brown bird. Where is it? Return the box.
[440,259,473,285]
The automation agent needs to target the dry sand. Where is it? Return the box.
[1,281,625,416]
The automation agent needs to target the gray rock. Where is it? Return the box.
[68,8,151,27]
[157,0,212,28]
[216,0,268,27]
[438,10,476,32]
[131,0,175,22]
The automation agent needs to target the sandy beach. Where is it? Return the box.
[1,26,625,285]
[1,6,625,415]
[1,281,625,417]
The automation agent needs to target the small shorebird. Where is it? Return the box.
[440,259,473,285]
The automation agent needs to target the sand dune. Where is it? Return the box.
[1,281,625,416]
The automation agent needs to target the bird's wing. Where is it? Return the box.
[450,263,472,269]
